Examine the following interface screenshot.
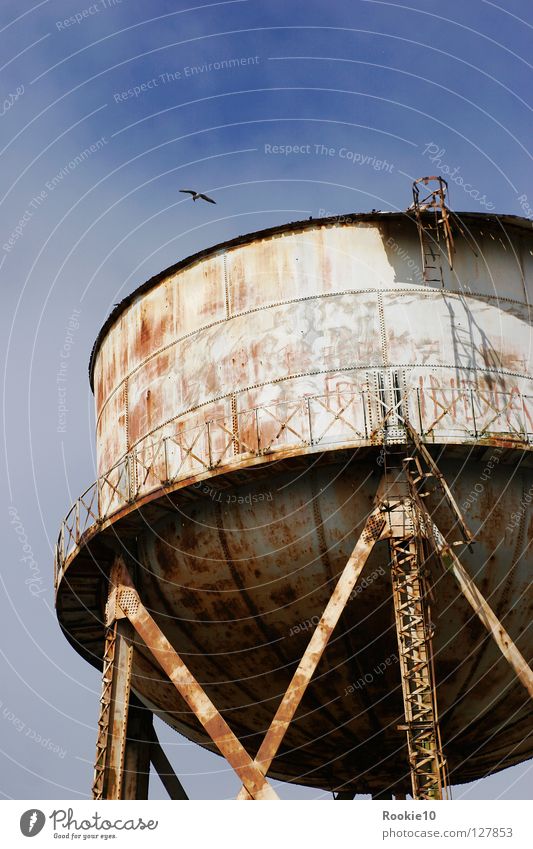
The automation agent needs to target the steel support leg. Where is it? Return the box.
[390,534,445,799]
[108,557,279,800]
[93,561,157,801]
[92,618,136,799]
[381,444,447,800]
[149,726,189,800]
[122,695,153,799]
[100,506,385,801]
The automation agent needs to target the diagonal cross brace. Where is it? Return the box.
[236,506,387,799]
[105,504,385,801]
[148,725,189,800]
[419,506,533,700]
[109,559,279,800]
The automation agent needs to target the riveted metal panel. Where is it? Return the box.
[92,217,533,477]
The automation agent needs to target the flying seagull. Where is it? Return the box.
[179,189,216,204]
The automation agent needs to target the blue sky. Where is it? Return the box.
[1,0,532,800]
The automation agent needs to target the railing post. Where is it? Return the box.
[362,389,368,440]
[54,543,59,592]
[75,499,80,544]
[97,476,103,522]
[163,437,169,483]
[470,389,478,439]
[521,394,529,445]
[415,387,424,437]
[206,421,213,469]
[255,407,261,455]
[128,452,136,503]
[307,397,313,446]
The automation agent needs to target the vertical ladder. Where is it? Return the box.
[419,223,445,286]
[412,176,454,287]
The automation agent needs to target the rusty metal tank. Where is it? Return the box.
[56,211,533,795]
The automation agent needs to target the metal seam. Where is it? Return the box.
[123,362,533,455]
[223,253,231,319]
[377,292,389,367]
[124,379,129,452]
[94,286,532,427]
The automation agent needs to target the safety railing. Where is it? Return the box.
[55,387,533,585]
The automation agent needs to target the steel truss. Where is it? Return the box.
[380,442,448,799]
[92,435,533,800]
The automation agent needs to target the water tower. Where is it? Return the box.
[55,179,533,800]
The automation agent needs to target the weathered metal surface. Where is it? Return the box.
[58,211,533,795]
[121,697,152,800]
[92,620,134,800]
[433,530,533,700]
[112,560,279,800]
[381,444,447,800]
[92,623,118,800]
[72,454,524,794]
[237,507,386,799]
[55,387,533,572]
[92,215,533,478]
[59,447,532,793]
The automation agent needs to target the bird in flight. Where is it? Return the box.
[179,189,216,204]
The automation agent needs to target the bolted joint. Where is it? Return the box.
[105,585,140,626]
[105,588,122,626]
[116,586,141,619]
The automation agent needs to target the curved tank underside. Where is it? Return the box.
[58,448,532,794]
[56,211,533,795]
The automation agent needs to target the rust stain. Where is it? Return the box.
[60,213,533,793]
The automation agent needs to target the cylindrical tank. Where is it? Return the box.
[57,211,533,795]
